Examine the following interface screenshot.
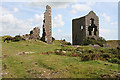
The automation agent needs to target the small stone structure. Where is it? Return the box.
[72,11,99,45]
[22,27,40,40]
[41,5,52,44]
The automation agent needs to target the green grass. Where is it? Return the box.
[53,40,61,45]
[2,40,118,78]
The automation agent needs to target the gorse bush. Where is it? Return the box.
[110,48,118,54]
[81,53,100,61]
[59,40,71,45]
[2,35,12,41]
[52,37,55,42]
[109,58,120,64]
[53,46,120,64]
[67,42,71,45]
[99,48,118,54]
[82,37,107,47]
[12,35,23,42]
[82,38,95,45]
[2,35,12,39]
[100,53,110,58]
[81,54,91,61]
[99,37,106,43]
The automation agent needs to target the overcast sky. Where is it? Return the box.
[118,1,120,40]
[0,1,119,43]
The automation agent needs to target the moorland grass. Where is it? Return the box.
[2,40,118,78]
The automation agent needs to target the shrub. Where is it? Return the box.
[12,35,23,42]
[97,37,107,47]
[100,53,110,58]
[95,41,103,47]
[110,48,118,54]
[100,48,118,54]
[82,38,94,45]
[66,42,71,45]
[90,53,96,60]
[118,54,120,59]
[2,35,12,41]
[81,54,91,61]
[2,35,12,39]
[117,46,120,50]
[110,58,120,64]
[82,37,107,47]
[58,40,71,45]
[98,37,106,43]
[73,52,82,57]
[71,53,79,57]
[52,37,55,42]
[88,50,94,53]
[63,39,65,41]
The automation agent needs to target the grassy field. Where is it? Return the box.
[2,40,119,78]
[107,40,119,49]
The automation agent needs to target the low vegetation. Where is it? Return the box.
[54,46,120,64]
[2,35,25,43]
[82,37,107,47]
[1,37,119,78]
[12,35,23,42]
[53,39,71,45]
[107,40,120,49]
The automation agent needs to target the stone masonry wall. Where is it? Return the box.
[22,27,40,40]
[41,5,52,44]
[72,11,99,45]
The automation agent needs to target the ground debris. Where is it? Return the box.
[115,73,120,78]
[3,54,8,58]
[3,64,7,70]
[104,63,108,66]
[17,52,35,55]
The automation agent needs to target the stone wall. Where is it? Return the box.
[72,16,86,45]
[41,5,52,44]
[85,11,99,40]
[22,27,40,40]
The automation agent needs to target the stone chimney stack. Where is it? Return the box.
[41,5,52,44]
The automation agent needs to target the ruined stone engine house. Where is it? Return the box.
[72,11,99,45]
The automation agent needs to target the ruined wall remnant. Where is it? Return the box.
[41,5,52,44]
[29,27,40,39]
[22,27,40,40]
[72,11,99,45]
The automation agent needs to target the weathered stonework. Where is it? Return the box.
[41,5,52,44]
[72,11,99,45]
[22,34,30,40]
[22,27,40,40]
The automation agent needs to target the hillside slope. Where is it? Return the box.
[107,40,119,49]
[2,40,119,78]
